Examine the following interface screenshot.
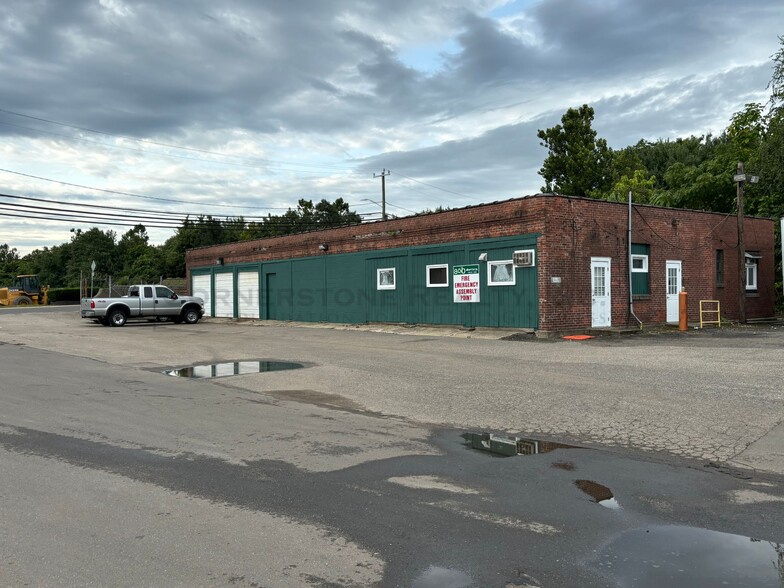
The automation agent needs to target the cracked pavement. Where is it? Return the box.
[1,308,782,473]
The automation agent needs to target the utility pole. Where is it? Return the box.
[736,162,746,324]
[373,169,390,221]
[733,163,759,324]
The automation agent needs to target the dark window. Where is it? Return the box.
[143,286,153,298]
[716,250,724,288]
[426,264,449,287]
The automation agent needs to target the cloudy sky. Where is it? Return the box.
[0,0,780,254]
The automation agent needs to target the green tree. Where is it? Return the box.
[537,104,612,197]
[65,228,118,286]
[243,198,360,240]
[604,169,658,204]
[629,135,723,191]
[0,243,20,284]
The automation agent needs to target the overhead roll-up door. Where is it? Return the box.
[191,274,212,317]
[237,271,260,318]
[214,272,235,318]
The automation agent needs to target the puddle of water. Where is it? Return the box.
[574,479,621,510]
[411,566,472,588]
[463,432,577,457]
[593,525,783,587]
[163,360,303,379]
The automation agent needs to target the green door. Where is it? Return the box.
[266,273,277,319]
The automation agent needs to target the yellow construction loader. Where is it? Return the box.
[0,275,49,306]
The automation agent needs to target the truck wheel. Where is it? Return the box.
[12,296,32,306]
[183,308,200,324]
[109,309,127,327]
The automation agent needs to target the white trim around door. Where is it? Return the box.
[665,260,682,324]
[591,257,612,327]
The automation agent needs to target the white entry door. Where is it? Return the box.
[666,260,682,323]
[591,257,611,327]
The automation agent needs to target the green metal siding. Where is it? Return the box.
[191,233,540,328]
[291,257,326,322]
[325,255,367,323]
[365,255,408,323]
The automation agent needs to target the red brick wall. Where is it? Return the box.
[186,194,775,330]
[186,197,547,267]
[537,197,775,330]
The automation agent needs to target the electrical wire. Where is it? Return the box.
[633,207,735,251]
[392,170,473,200]
[0,192,368,231]
[0,167,312,210]
[0,192,323,222]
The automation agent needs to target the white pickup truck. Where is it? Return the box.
[81,284,205,327]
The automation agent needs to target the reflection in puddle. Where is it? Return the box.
[164,360,304,378]
[574,479,621,510]
[463,432,577,457]
[594,525,783,587]
[411,566,472,588]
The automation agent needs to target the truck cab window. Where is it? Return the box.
[143,287,153,298]
[155,286,175,299]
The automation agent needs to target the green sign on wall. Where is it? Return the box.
[453,264,480,303]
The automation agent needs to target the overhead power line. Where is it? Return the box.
[392,170,473,199]
[0,167,293,210]
[0,191,369,231]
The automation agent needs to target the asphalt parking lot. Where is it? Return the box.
[2,307,783,475]
[2,307,784,586]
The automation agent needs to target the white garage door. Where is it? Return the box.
[214,272,235,318]
[237,271,260,318]
[191,274,212,318]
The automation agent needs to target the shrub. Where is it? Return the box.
[47,287,81,303]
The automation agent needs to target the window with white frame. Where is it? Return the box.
[426,264,449,287]
[745,252,759,291]
[631,254,648,272]
[377,268,396,290]
[631,244,650,296]
[488,260,515,286]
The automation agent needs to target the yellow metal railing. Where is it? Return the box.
[699,300,721,328]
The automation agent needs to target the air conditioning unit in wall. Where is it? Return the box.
[513,249,535,267]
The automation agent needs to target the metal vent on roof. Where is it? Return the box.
[513,249,535,267]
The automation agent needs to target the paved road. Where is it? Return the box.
[0,309,782,586]
[2,308,783,468]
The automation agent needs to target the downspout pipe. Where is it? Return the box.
[628,190,643,329]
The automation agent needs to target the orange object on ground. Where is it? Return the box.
[679,290,688,331]
[562,335,595,340]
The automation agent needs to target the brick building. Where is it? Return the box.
[185,194,776,332]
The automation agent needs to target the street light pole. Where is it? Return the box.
[736,162,746,324]
[733,163,760,324]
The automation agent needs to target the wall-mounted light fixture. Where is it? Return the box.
[478,253,487,262]
[215,258,224,266]
[319,243,329,251]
